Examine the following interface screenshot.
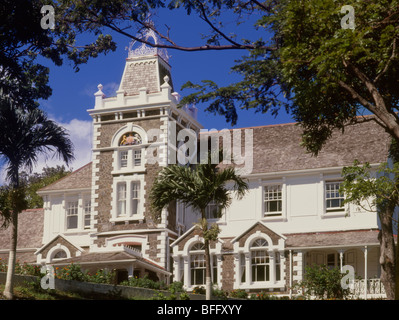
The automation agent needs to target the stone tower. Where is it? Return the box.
[86,31,201,279]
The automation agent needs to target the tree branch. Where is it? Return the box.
[374,37,398,84]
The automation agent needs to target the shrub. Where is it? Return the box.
[212,287,228,300]
[192,286,206,295]
[56,263,87,282]
[230,289,248,299]
[86,269,115,284]
[120,275,167,290]
[296,264,350,300]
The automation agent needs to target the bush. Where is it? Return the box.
[120,275,167,290]
[229,289,248,299]
[296,264,350,300]
[192,286,206,295]
[56,263,87,282]
[86,269,115,284]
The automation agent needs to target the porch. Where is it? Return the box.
[286,229,385,299]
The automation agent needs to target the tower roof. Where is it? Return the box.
[119,29,173,96]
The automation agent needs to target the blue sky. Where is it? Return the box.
[2,9,295,182]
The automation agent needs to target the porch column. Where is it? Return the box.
[183,256,189,289]
[127,264,134,278]
[245,253,251,284]
[289,250,293,299]
[173,256,180,283]
[338,250,344,271]
[362,246,368,300]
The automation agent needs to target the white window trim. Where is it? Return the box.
[64,193,92,232]
[322,179,347,218]
[261,179,286,221]
[112,145,146,174]
[233,232,285,290]
[110,175,145,222]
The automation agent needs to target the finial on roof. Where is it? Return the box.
[127,27,170,62]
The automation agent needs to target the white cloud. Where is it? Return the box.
[0,118,93,185]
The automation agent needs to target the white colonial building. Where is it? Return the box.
[0,33,390,298]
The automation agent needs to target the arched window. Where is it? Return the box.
[190,242,206,286]
[250,238,270,282]
[188,242,218,287]
[53,250,67,260]
[115,131,144,171]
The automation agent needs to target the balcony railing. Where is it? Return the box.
[352,278,386,298]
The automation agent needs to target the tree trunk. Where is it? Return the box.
[3,170,20,300]
[378,210,396,300]
[204,238,212,300]
[3,208,18,300]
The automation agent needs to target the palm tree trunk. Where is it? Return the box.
[200,209,212,300]
[3,210,18,300]
[3,170,19,300]
[204,238,212,300]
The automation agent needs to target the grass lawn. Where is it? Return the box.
[0,282,143,300]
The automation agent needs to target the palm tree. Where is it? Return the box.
[150,157,248,300]
[0,96,74,299]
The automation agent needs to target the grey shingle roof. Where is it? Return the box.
[285,229,380,248]
[0,208,44,249]
[240,119,390,174]
[38,162,92,192]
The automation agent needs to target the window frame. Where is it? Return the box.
[111,176,145,222]
[66,201,79,230]
[262,181,285,220]
[324,180,346,214]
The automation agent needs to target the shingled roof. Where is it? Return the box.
[37,162,92,192]
[0,208,44,250]
[284,229,381,248]
[227,119,390,174]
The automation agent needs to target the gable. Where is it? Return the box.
[232,221,286,247]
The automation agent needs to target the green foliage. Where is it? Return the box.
[229,289,248,299]
[56,263,88,282]
[19,166,71,209]
[120,275,167,290]
[192,286,206,295]
[341,159,399,214]
[296,264,351,300]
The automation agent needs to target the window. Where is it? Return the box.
[117,183,127,216]
[131,182,140,215]
[190,243,205,285]
[205,201,219,219]
[250,238,270,282]
[325,181,344,211]
[264,185,282,216]
[66,201,78,229]
[120,151,128,168]
[84,200,91,228]
[53,250,67,260]
[134,149,141,167]
[190,253,206,285]
[189,242,217,286]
